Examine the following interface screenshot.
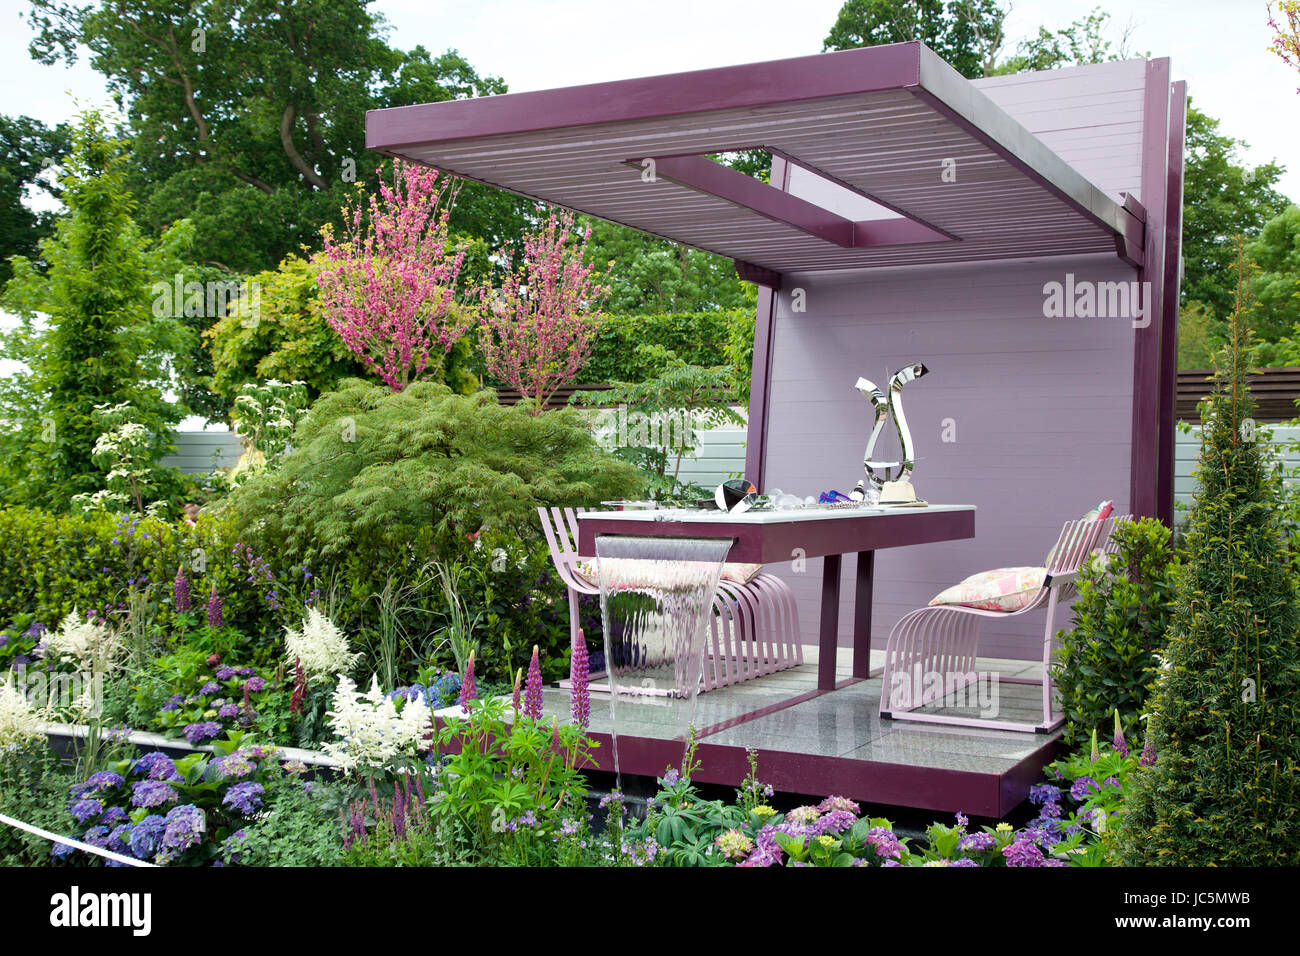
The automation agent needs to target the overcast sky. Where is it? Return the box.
[2,0,1298,408]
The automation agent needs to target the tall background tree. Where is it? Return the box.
[823,0,1006,77]
[0,115,70,283]
[20,0,525,275]
[0,109,193,510]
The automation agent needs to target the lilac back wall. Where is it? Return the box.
[756,59,1152,660]
[761,257,1136,659]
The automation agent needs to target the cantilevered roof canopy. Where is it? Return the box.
[366,41,1145,280]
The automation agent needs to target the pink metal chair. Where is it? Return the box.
[878,514,1130,733]
[538,506,802,694]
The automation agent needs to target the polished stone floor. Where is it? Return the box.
[530,647,1060,776]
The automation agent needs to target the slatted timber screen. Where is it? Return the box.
[1177,367,1300,422]
[493,384,611,411]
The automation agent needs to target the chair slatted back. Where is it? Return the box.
[537,506,594,595]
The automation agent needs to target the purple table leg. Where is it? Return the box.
[853,550,876,679]
[819,554,842,690]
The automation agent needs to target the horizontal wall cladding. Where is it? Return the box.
[761,256,1136,660]
[161,431,242,474]
[973,59,1147,201]
[1174,424,1300,515]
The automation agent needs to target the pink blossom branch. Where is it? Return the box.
[317,160,469,391]
[477,209,608,413]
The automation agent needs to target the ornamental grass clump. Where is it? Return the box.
[1118,245,1300,866]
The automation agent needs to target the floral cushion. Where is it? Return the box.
[929,566,1047,613]
[720,563,762,585]
[574,559,761,590]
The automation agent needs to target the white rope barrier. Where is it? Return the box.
[0,811,156,867]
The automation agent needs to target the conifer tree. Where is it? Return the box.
[1119,241,1300,864]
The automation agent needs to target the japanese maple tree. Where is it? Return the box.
[478,210,608,413]
[318,160,469,391]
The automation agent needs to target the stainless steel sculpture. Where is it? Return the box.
[853,362,929,500]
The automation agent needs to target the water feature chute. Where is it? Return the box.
[592,533,733,787]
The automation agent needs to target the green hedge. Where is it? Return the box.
[0,504,578,686]
[0,506,290,642]
[582,309,751,384]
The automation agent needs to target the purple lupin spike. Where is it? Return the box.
[1112,710,1129,758]
[524,645,543,721]
[1140,732,1157,767]
[207,585,223,629]
[458,652,476,714]
[570,630,590,730]
[174,567,190,613]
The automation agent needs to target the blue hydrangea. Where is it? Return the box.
[69,770,125,800]
[131,779,179,809]
[51,839,76,861]
[133,751,181,782]
[101,806,129,828]
[162,805,206,852]
[70,799,103,825]
[128,815,166,859]
[107,824,133,856]
[184,721,222,745]
[221,782,265,815]
[1029,783,1061,806]
[210,751,256,780]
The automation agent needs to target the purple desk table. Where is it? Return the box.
[578,504,976,692]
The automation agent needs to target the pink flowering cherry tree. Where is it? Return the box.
[1270,2,1300,90]
[478,209,608,413]
[317,160,469,391]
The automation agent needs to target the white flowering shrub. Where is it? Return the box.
[0,674,48,755]
[322,675,431,773]
[43,610,122,675]
[284,606,360,680]
[70,402,170,513]
[231,379,309,484]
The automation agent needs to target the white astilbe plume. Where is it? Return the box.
[0,674,49,755]
[322,675,432,773]
[284,607,360,680]
[43,611,121,674]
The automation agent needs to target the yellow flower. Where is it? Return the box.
[752,805,777,818]
[816,835,837,849]
[996,822,1013,833]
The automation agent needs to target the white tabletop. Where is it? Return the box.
[578,503,976,525]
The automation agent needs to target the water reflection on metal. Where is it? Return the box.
[593,534,732,788]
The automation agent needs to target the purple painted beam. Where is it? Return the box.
[1157,80,1188,528]
[641,154,854,245]
[1129,58,1172,520]
[735,261,783,289]
[638,155,951,248]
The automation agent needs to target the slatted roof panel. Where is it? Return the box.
[367,42,1142,276]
